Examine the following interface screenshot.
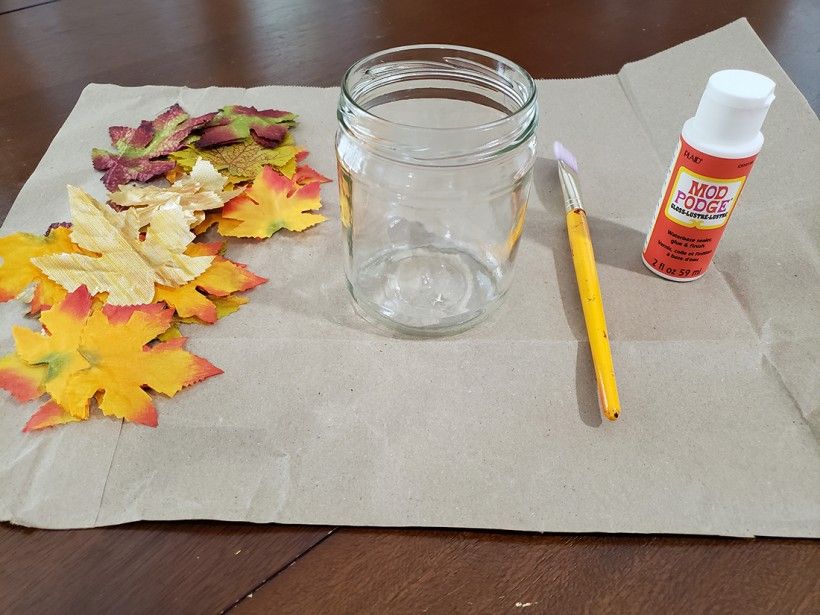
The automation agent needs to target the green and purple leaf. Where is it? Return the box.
[195,105,297,148]
[92,104,215,190]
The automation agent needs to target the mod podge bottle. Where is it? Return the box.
[642,69,775,281]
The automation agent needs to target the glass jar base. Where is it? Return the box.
[349,246,505,336]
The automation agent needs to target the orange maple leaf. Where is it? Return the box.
[293,163,331,187]
[0,226,89,313]
[217,166,325,239]
[176,295,250,326]
[0,353,46,402]
[23,400,82,432]
[192,211,224,235]
[154,241,266,323]
[4,286,221,429]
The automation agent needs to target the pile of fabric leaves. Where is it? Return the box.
[0,104,330,431]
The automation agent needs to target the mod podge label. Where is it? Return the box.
[642,136,757,280]
[664,169,744,230]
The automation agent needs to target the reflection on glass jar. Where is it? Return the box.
[336,45,538,336]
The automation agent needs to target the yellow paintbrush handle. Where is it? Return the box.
[566,209,621,421]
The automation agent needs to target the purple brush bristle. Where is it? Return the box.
[553,141,578,173]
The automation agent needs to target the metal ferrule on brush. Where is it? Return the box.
[557,160,583,213]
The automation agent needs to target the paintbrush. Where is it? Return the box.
[554,141,621,421]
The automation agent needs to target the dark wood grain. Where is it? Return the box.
[233,529,820,614]
[0,1,818,613]
[1,0,818,211]
[0,521,332,614]
[0,0,57,15]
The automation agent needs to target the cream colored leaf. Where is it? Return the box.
[109,159,241,228]
[31,186,213,305]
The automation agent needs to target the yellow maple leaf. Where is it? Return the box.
[157,323,183,342]
[29,275,71,314]
[10,286,221,428]
[153,241,266,323]
[209,294,249,318]
[109,158,241,228]
[0,353,46,402]
[31,186,213,305]
[160,295,250,334]
[21,400,82,432]
[192,210,224,235]
[217,166,325,239]
[0,226,88,313]
[274,153,297,180]
[14,287,92,408]
[169,134,298,184]
[176,294,249,325]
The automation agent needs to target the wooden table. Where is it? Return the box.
[1,1,818,612]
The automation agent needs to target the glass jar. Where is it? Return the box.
[336,45,538,335]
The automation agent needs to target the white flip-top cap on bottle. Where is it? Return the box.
[684,69,776,156]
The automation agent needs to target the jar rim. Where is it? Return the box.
[340,43,537,134]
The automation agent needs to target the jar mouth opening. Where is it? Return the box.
[340,44,537,134]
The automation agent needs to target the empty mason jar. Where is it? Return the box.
[336,45,537,335]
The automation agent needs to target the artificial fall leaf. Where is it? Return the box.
[217,166,325,239]
[30,226,101,314]
[12,287,94,411]
[109,158,241,228]
[183,241,224,257]
[32,186,214,305]
[12,286,222,427]
[153,241,266,323]
[293,163,332,188]
[92,104,215,190]
[0,353,46,402]
[23,401,82,432]
[192,211,223,235]
[0,226,86,309]
[169,134,298,184]
[30,276,70,315]
[196,105,296,148]
[276,155,298,181]
[157,323,183,342]
[164,165,184,183]
[165,165,241,191]
[209,294,249,318]
[155,257,264,322]
[176,294,249,325]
